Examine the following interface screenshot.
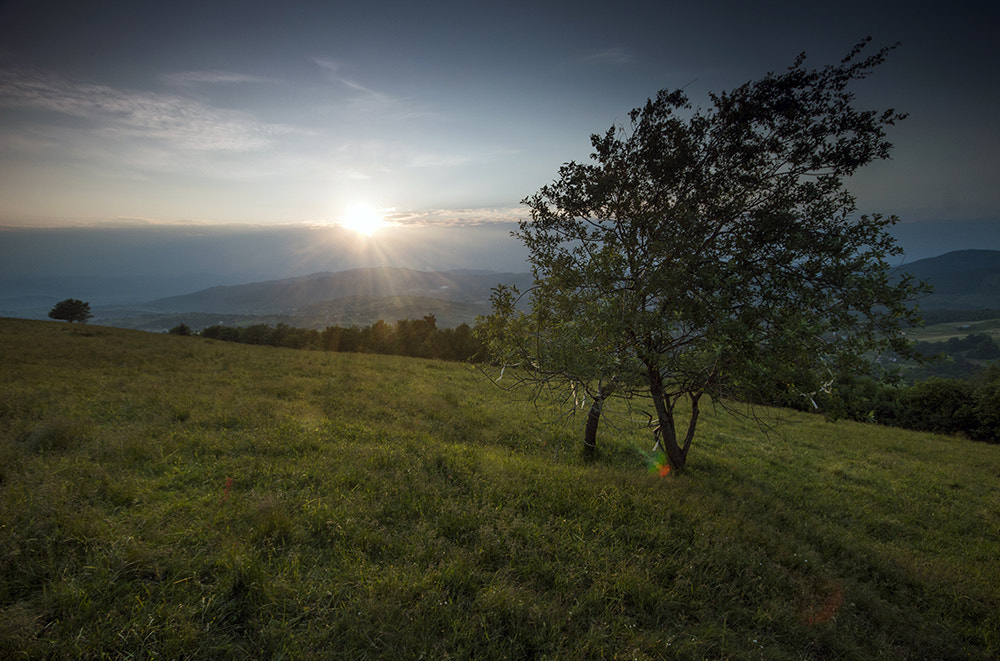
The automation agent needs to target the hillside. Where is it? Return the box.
[1,317,996,659]
[98,296,491,333]
[144,268,534,315]
[86,268,534,331]
[901,249,1000,310]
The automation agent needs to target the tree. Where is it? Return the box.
[479,39,928,471]
[168,323,192,336]
[48,298,93,324]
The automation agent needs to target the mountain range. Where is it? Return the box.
[2,250,999,332]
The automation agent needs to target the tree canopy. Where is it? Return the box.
[478,39,928,471]
[48,298,93,324]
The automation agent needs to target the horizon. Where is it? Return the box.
[3,242,998,313]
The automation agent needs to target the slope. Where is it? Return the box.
[0,317,996,659]
[901,249,1000,310]
[145,268,534,315]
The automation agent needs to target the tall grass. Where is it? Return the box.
[0,317,997,659]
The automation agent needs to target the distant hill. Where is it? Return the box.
[144,268,533,315]
[20,252,1000,332]
[899,249,1000,311]
[88,268,535,330]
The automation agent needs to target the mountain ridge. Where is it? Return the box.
[7,251,1000,331]
[144,267,535,315]
[899,249,1000,310]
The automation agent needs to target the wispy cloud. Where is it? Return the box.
[308,56,440,124]
[408,152,476,168]
[0,67,290,152]
[310,57,386,99]
[162,70,279,86]
[408,146,521,170]
[581,47,635,66]
[386,207,525,227]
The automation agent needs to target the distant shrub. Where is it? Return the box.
[201,325,241,342]
[899,378,977,435]
[196,319,484,362]
[48,298,93,324]
[168,323,192,336]
[754,366,1000,443]
[969,365,1000,443]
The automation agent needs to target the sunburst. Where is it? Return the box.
[341,204,385,236]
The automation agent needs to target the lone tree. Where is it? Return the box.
[478,39,928,471]
[48,298,93,324]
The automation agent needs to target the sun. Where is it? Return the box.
[341,204,385,236]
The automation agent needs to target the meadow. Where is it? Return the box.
[909,316,1000,345]
[0,317,997,659]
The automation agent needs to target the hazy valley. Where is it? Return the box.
[3,250,1000,334]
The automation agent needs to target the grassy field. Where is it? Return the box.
[907,317,1000,344]
[1,317,997,660]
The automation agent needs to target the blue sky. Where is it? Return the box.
[1,0,998,288]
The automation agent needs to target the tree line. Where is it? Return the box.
[174,315,485,362]
[757,365,1000,444]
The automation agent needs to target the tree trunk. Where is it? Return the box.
[653,393,703,473]
[657,412,687,472]
[583,394,604,461]
[647,365,689,472]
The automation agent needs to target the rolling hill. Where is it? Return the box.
[121,250,1000,329]
[899,249,1000,310]
[92,268,535,331]
[144,268,533,315]
[9,250,1000,332]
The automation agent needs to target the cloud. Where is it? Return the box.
[162,70,278,86]
[581,47,635,66]
[310,57,386,98]
[407,145,521,169]
[0,67,290,152]
[308,56,440,124]
[385,207,525,227]
[408,152,476,168]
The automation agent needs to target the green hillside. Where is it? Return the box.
[1,318,997,659]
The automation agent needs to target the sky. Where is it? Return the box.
[1,0,998,299]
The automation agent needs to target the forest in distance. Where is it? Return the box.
[186,314,485,363]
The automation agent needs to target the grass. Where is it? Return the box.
[1,316,997,659]
[907,316,1000,344]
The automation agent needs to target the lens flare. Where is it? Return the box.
[802,581,844,626]
[642,450,671,477]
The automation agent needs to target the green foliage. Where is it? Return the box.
[914,332,1000,362]
[202,317,485,361]
[903,378,978,435]
[47,298,93,324]
[168,322,192,336]
[762,366,1000,443]
[969,365,1000,442]
[482,39,927,470]
[0,318,998,658]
